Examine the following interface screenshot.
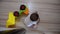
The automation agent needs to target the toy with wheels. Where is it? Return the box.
[13,11,19,17]
[6,4,29,28]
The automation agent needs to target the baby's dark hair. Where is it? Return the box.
[30,13,39,21]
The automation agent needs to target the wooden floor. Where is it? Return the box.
[0,0,60,34]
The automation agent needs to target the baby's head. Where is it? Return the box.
[30,13,39,21]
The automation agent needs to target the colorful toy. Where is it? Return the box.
[19,10,25,15]
[6,4,29,28]
[19,5,29,15]
[23,8,29,15]
[6,12,15,28]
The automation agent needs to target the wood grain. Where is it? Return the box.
[0,0,60,34]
